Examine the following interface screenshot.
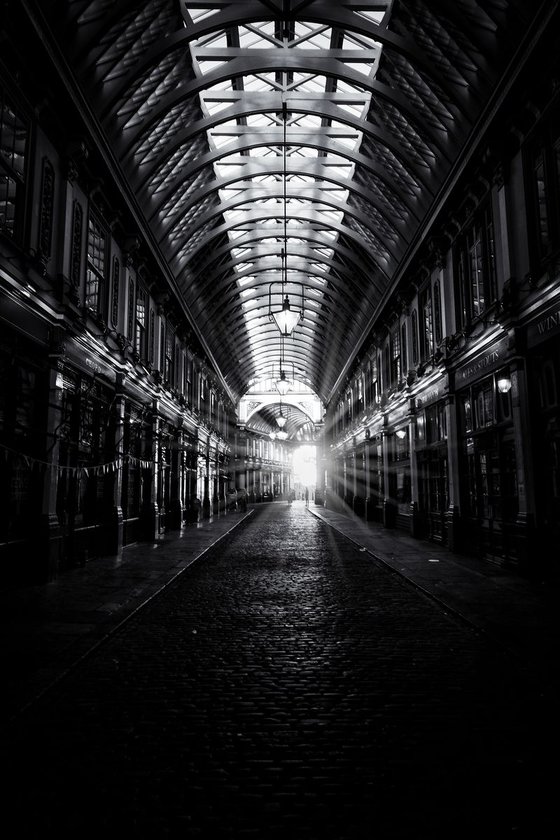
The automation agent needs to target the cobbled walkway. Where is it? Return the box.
[3,504,556,838]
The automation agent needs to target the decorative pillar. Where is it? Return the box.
[509,358,536,569]
[167,427,184,530]
[104,377,124,555]
[202,444,211,519]
[444,393,461,551]
[364,432,373,521]
[382,426,396,528]
[36,352,65,581]
[408,398,422,539]
[353,445,365,517]
[212,447,220,516]
[141,404,159,541]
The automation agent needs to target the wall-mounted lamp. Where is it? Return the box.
[497,376,512,394]
[396,428,407,440]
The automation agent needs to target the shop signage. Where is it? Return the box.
[415,379,447,408]
[455,336,508,388]
[527,299,560,347]
[386,407,408,427]
[72,351,116,383]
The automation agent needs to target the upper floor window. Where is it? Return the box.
[454,203,497,328]
[85,213,107,316]
[433,281,443,345]
[164,325,175,386]
[419,286,433,362]
[0,85,28,242]
[400,322,408,377]
[367,357,379,407]
[390,326,401,386]
[184,355,193,406]
[355,376,364,416]
[411,309,419,366]
[135,286,146,359]
[345,390,352,426]
[528,115,560,263]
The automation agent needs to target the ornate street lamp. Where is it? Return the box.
[268,100,304,336]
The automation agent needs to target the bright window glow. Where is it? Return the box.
[293,445,316,487]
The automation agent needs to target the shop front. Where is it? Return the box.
[454,336,518,563]
[525,296,560,574]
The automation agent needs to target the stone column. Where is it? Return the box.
[167,427,184,530]
[509,357,536,569]
[104,377,124,555]
[444,393,461,551]
[37,354,64,581]
[202,443,211,519]
[382,426,396,527]
[141,404,159,541]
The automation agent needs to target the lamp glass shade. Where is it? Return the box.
[276,413,287,429]
[395,428,407,440]
[497,376,512,393]
[272,296,301,335]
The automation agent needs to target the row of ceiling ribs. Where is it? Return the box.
[30,0,538,426]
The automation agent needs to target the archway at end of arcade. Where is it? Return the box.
[292,445,317,502]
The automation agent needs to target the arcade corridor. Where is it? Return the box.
[2,502,559,837]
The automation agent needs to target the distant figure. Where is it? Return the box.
[238,488,247,512]
[304,487,309,507]
[227,487,238,512]
[189,495,201,524]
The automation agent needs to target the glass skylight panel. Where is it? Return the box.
[244,76,275,92]
[355,10,386,25]
[344,62,379,78]
[324,163,353,180]
[246,113,272,126]
[293,114,322,129]
[315,208,344,224]
[184,6,221,25]
[323,188,349,202]
[238,28,267,49]
[337,99,371,119]
[195,60,227,75]
[336,78,368,95]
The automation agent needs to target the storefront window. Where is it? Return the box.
[426,402,447,443]
[474,381,494,428]
[416,412,425,441]
[461,395,473,433]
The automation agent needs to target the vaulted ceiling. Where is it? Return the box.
[21,0,544,406]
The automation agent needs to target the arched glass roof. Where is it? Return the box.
[28,0,543,406]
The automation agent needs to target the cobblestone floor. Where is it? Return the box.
[3,504,557,838]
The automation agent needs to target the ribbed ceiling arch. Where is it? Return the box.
[27,0,542,407]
